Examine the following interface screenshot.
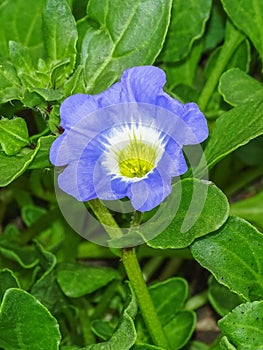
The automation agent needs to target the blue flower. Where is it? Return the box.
[50,66,208,212]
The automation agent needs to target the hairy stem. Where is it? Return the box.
[89,201,170,349]
[121,247,170,349]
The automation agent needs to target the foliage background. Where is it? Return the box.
[0,0,263,349]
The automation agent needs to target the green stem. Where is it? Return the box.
[88,199,123,239]
[121,248,170,349]
[89,201,170,349]
[198,21,245,112]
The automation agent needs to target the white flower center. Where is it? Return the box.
[102,124,165,180]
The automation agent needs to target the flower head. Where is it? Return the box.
[50,66,208,211]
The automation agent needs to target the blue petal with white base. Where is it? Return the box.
[50,66,208,212]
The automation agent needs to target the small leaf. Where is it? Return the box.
[203,0,226,51]
[221,0,263,61]
[21,205,46,227]
[219,301,263,350]
[0,269,19,302]
[132,345,163,350]
[164,310,196,349]
[43,0,78,85]
[28,135,56,169]
[0,58,22,103]
[162,40,204,88]
[83,0,172,93]
[32,88,64,101]
[0,288,61,350]
[0,117,29,155]
[0,236,39,269]
[9,41,36,78]
[191,216,263,301]
[219,337,237,350]
[0,135,42,187]
[160,0,212,62]
[184,341,209,350]
[63,65,85,95]
[208,276,243,317]
[230,189,263,228]
[88,286,137,350]
[147,178,229,249]
[0,0,46,63]
[57,263,120,297]
[201,98,263,172]
[219,68,263,107]
[149,277,188,325]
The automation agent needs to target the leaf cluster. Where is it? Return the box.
[1,0,263,349]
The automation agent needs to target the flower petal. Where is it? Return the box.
[60,94,99,129]
[127,169,172,211]
[120,66,167,103]
[58,160,96,201]
[181,103,208,144]
[158,140,188,177]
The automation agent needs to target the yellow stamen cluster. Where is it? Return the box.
[118,138,157,178]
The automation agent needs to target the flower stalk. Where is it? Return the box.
[89,199,170,349]
[121,247,170,349]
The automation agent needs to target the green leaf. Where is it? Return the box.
[147,178,229,249]
[164,310,196,349]
[0,269,19,302]
[32,88,65,101]
[132,345,163,350]
[201,98,263,171]
[57,263,120,297]
[21,205,46,227]
[230,189,263,228]
[88,287,137,350]
[0,58,22,103]
[208,276,243,317]
[9,41,65,101]
[91,320,114,341]
[0,135,42,187]
[219,301,263,350]
[191,216,263,301]
[28,135,56,169]
[219,68,263,107]
[63,65,85,95]
[30,243,65,312]
[9,41,37,78]
[149,277,188,325]
[235,136,263,166]
[0,0,46,63]
[221,0,263,61]
[0,288,61,350]
[184,341,209,350]
[0,236,39,269]
[219,337,237,350]
[83,0,172,93]
[159,0,212,62]
[0,117,29,155]
[43,0,78,85]
[162,40,204,89]
[203,0,226,51]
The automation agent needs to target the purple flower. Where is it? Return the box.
[50,66,208,212]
